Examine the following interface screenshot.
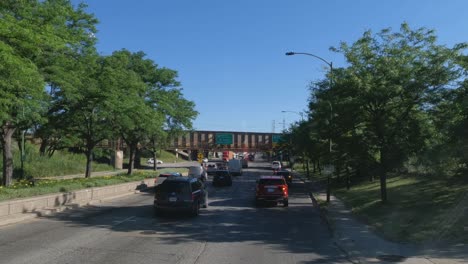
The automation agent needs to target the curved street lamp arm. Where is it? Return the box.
[285,52,332,68]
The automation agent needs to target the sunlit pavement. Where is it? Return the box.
[0,161,350,264]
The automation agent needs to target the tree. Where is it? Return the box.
[330,23,465,202]
[0,43,45,186]
[108,50,197,175]
[0,0,97,185]
[144,88,198,171]
[53,53,117,178]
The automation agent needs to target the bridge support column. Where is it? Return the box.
[112,150,123,169]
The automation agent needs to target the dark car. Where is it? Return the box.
[255,176,288,207]
[154,176,208,216]
[275,169,293,185]
[206,163,218,175]
[212,170,233,187]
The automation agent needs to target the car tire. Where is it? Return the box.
[283,199,289,207]
[191,202,200,216]
[255,199,261,207]
[202,194,208,208]
[154,207,162,217]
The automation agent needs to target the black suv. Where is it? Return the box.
[212,170,233,186]
[275,169,293,185]
[154,176,208,216]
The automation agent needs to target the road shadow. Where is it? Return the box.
[37,179,351,263]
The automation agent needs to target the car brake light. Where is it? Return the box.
[191,193,195,200]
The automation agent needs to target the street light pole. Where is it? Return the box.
[286,51,333,202]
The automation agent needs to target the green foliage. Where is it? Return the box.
[289,23,467,202]
[107,50,197,174]
[0,172,153,202]
[0,142,113,178]
[0,1,196,185]
[0,0,98,185]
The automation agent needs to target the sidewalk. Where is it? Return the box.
[302,178,468,264]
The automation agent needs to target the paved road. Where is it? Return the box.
[0,161,350,264]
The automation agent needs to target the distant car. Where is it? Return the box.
[241,158,248,168]
[255,176,288,207]
[216,162,227,170]
[188,165,208,181]
[147,158,163,165]
[212,170,233,187]
[275,169,292,185]
[271,161,282,171]
[154,176,208,216]
[154,172,182,186]
[227,159,243,176]
[206,162,218,175]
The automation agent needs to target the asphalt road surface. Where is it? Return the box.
[0,161,350,264]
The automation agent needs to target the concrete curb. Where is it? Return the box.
[298,176,361,264]
[297,176,333,232]
[0,179,155,227]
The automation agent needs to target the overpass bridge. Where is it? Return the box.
[97,130,285,165]
[167,130,284,160]
[170,130,283,151]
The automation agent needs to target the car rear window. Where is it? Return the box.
[258,179,285,185]
[159,174,171,177]
[160,181,190,193]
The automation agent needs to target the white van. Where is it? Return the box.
[228,159,243,176]
[188,166,208,181]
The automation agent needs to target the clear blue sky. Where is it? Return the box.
[74,0,468,132]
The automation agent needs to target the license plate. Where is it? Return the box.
[267,188,275,193]
[169,197,177,202]
[219,176,224,179]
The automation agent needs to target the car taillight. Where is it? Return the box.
[191,193,195,201]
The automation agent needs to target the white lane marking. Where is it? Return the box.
[112,216,136,226]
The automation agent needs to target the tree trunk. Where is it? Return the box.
[379,147,388,203]
[39,137,48,156]
[152,150,157,171]
[380,169,388,203]
[1,125,16,186]
[134,147,141,168]
[127,144,135,175]
[16,132,25,179]
[85,147,93,178]
[346,166,351,190]
[305,159,310,178]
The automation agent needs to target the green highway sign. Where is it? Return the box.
[215,133,233,145]
[272,135,283,143]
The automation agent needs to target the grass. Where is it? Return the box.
[0,171,157,202]
[334,174,468,243]
[0,142,114,179]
